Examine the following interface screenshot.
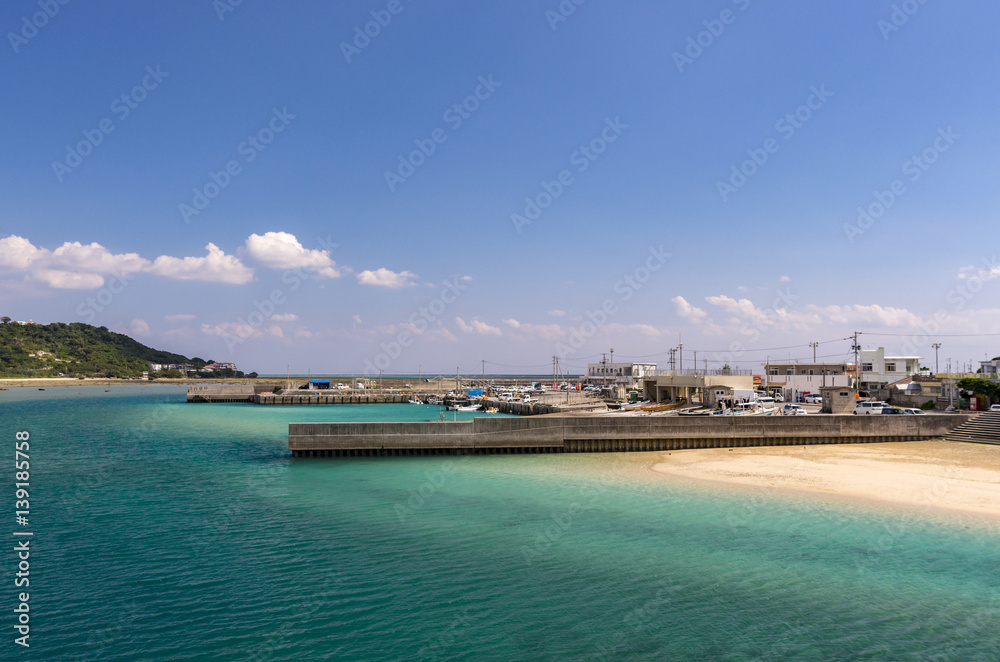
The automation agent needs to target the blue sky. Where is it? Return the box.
[2,1,999,376]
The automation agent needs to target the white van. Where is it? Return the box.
[853,401,888,415]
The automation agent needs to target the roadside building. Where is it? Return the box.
[979,358,1000,377]
[642,369,754,405]
[585,362,656,388]
[857,347,921,391]
[821,386,856,414]
[763,361,851,402]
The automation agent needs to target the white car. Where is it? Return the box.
[990,404,1000,412]
[783,404,807,415]
[853,401,888,415]
[803,394,822,404]
[902,408,926,415]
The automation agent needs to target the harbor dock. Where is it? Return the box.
[289,413,975,457]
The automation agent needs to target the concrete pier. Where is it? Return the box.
[289,413,974,457]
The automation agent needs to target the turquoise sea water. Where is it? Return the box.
[3,386,1000,660]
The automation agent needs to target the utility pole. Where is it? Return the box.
[601,353,607,388]
[809,341,819,363]
[852,332,862,390]
[482,359,486,385]
[932,343,941,375]
[610,348,614,385]
[456,366,460,391]
[678,343,683,372]
[693,350,697,374]
[669,348,676,372]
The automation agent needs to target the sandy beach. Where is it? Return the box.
[652,440,1000,519]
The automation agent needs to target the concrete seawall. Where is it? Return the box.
[289,414,974,457]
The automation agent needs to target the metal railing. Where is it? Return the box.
[650,368,753,377]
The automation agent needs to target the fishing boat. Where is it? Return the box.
[455,403,482,412]
[408,398,423,405]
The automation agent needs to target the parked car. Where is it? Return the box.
[803,394,822,404]
[853,401,888,415]
[783,404,807,416]
[990,404,1000,412]
[881,407,904,415]
[902,408,926,415]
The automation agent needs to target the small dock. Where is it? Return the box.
[289,414,974,457]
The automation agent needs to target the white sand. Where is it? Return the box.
[651,440,1000,519]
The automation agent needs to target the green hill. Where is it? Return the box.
[0,321,209,378]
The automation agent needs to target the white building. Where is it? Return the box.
[858,347,921,390]
[979,358,1000,378]
[763,361,852,401]
[585,362,656,387]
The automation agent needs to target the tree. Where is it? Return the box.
[957,378,998,400]
[1,317,9,324]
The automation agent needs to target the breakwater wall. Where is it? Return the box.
[289,414,974,457]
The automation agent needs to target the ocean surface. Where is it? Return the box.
[3,385,999,660]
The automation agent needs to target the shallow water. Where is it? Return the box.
[3,386,999,660]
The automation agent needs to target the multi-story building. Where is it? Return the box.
[763,361,851,401]
[585,362,656,387]
[857,347,921,391]
[979,358,1000,377]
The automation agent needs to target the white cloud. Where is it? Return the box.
[147,243,254,284]
[50,241,148,274]
[130,319,150,336]
[455,316,502,336]
[32,269,105,290]
[0,235,48,270]
[243,232,340,278]
[357,268,418,289]
[201,321,262,340]
[547,309,566,317]
[672,296,707,324]
[0,235,149,289]
[958,257,1000,283]
[780,275,791,282]
[165,314,195,322]
[270,313,298,322]
[503,318,564,340]
[351,314,362,325]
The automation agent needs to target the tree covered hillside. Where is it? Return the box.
[0,321,199,378]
